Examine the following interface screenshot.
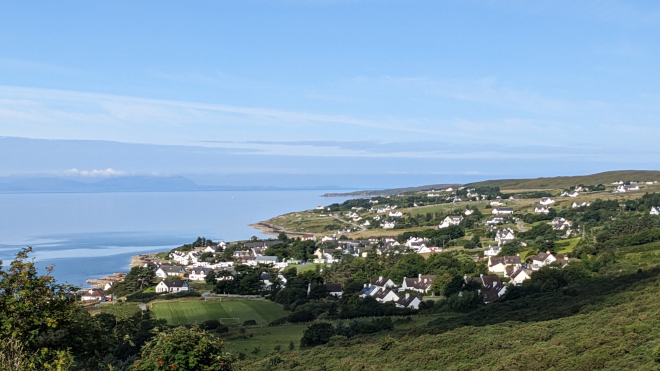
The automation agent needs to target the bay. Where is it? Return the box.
[0,190,355,286]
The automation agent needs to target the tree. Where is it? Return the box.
[0,247,80,370]
[131,326,236,371]
[300,323,335,348]
[205,270,217,285]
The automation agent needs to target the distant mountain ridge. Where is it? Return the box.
[0,176,346,193]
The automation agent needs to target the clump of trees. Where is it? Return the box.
[0,247,236,371]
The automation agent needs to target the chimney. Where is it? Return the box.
[363,283,366,288]
[418,273,422,280]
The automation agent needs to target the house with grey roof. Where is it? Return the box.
[155,280,189,294]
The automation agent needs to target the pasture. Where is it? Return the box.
[151,299,288,326]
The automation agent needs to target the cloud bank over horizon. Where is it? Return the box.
[1,1,659,188]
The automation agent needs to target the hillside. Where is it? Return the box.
[241,242,660,370]
[466,170,660,190]
[321,184,460,197]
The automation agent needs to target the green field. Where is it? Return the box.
[151,300,288,326]
[224,325,307,358]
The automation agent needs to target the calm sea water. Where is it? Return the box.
[0,190,354,286]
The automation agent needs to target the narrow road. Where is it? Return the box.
[517,220,528,232]
[334,215,367,231]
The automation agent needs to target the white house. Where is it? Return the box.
[490,201,506,207]
[417,246,441,254]
[464,209,474,216]
[495,229,515,245]
[155,280,190,293]
[509,268,533,285]
[534,206,550,214]
[371,276,397,289]
[395,293,422,309]
[488,256,522,275]
[552,217,572,230]
[363,220,371,226]
[255,256,279,265]
[568,191,579,198]
[381,221,397,229]
[483,245,501,256]
[651,207,660,216]
[531,251,557,270]
[485,217,506,225]
[389,211,403,217]
[439,215,463,229]
[81,289,110,302]
[572,202,590,209]
[373,288,400,303]
[616,184,640,193]
[539,197,555,206]
[491,208,514,215]
[401,274,435,294]
[155,265,185,279]
[189,267,211,281]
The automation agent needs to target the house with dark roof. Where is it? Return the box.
[155,280,190,293]
[325,283,343,298]
[370,276,397,289]
[400,274,436,294]
[488,255,522,275]
[531,251,557,270]
[372,288,400,303]
[509,268,533,285]
[395,293,422,309]
[465,274,507,304]
[81,289,111,302]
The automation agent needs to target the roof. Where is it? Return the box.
[325,283,343,293]
[255,256,279,262]
[373,288,394,300]
[489,256,521,267]
[510,268,533,280]
[244,240,283,249]
[159,265,184,274]
[370,276,393,286]
[466,275,505,303]
[533,252,552,261]
[160,280,188,288]
[396,293,420,307]
[190,267,211,274]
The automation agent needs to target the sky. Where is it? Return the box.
[1,0,660,188]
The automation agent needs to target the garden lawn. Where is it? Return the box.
[151,300,288,326]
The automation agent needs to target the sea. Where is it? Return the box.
[0,190,355,287]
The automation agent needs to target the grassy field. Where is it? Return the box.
[223,325,307,358]
[151,299,288,326]
[97,302,142,319]
[556,238,580,254]
[466,170,660,190]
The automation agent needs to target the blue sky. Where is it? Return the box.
[1,1,660,188]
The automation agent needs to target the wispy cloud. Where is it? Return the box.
[62,168,129,177]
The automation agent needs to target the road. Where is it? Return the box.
[334,215,367,231]
[517,220,528,232]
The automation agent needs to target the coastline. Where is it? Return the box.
[87,211,309,289]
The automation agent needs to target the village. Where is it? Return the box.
[81,178,660,311]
